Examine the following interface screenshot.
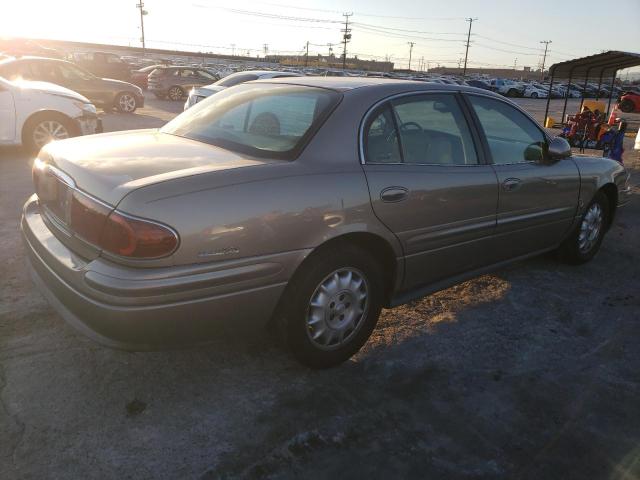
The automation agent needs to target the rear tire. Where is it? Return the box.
[558,192,610,265]
[531,92,538,99]
[114,92,137,113]
[275,245,384,368]
[618,99,634,113]
[167,86,184,101]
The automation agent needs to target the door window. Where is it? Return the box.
[364,105,402,164]
[467,95,546,164]
[391,94,478,165]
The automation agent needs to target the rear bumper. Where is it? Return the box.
[21,195,297,350]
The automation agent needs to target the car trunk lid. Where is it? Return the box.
[41,129,274,206]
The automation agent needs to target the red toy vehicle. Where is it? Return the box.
[618,91,640,113]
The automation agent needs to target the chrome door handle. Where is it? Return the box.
[502,178,522,192]
[380,186,409,202]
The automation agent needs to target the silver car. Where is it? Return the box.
[184,70,303,110]
[22,78,631,368]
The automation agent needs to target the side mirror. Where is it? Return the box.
[547,136,571,161]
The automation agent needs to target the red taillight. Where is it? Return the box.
[70,191,111,245]
[100,211,179,259]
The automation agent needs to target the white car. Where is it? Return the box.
[0,77,99,151]
[184,70,303,110]
[523,84,549,99]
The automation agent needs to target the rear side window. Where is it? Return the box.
[364,94,478,165]
[162,84,340,159]
[364,106,402,164]
[467,95,545,164]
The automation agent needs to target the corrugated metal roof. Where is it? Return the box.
[549,51,640,78]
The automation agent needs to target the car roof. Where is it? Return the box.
[253,76,504,97]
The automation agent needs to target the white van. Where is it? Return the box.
[0,76,100,151]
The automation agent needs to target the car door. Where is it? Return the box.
[0,84,16,142]
[51,62,108,106]
[361,92,499,290]
[464,93,580,259]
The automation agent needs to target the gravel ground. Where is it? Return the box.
[1,95,639,480]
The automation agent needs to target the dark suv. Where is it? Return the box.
[0,57,144,113]
[148,66,218,101]
[69,52,132,82]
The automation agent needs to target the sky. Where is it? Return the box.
[2,0,639,74]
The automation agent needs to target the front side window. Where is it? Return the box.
[391,94,478,165]
[161,84,340,159]
[467,95,546,164]
[197,70,217,80]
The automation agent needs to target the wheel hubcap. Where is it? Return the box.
[306,268,369,350]
[169,88,181,100]
[119,94,136,112]
[578,203,603,253]
[33,120,69,148]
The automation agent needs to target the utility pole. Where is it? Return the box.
[513,57,517,70]
[231,44,236,56]
[407,42,415,71]
[420,56,424,72]
[136,2,147,52]
[540,40,552,81]
[305,41,309,67]
[462,17,477,77]
[341,12,353,70]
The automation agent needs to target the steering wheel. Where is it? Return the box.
[399,121,423,132]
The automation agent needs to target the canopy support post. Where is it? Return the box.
[605,69,618,118]
[579,68,591,113]
[543,72,554,127]
[596,70,604,101]
[560,69,573,125]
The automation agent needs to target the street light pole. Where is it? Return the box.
[540,40,552,81]
[136,2,147,52]
[407,42,415,71]
[462,17,477,77]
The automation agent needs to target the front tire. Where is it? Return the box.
[558,192,610,264]
[22,113,76,154]
[531,92,538,99]
[276,245,384,368]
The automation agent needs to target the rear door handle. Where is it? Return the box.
[502,178,522,192]
[380,186,409,202]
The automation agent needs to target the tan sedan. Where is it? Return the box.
[22,78,631,367]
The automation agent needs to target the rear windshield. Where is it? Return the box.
[161,84,340,159]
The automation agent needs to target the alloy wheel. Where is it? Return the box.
[32,120,69,149]
[168,87,183,101]
[118,93,137,112]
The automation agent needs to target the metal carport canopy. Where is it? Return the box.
[544,50,640,125]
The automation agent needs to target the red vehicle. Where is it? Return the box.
[131,64,163,90]
[618,91,640,113]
